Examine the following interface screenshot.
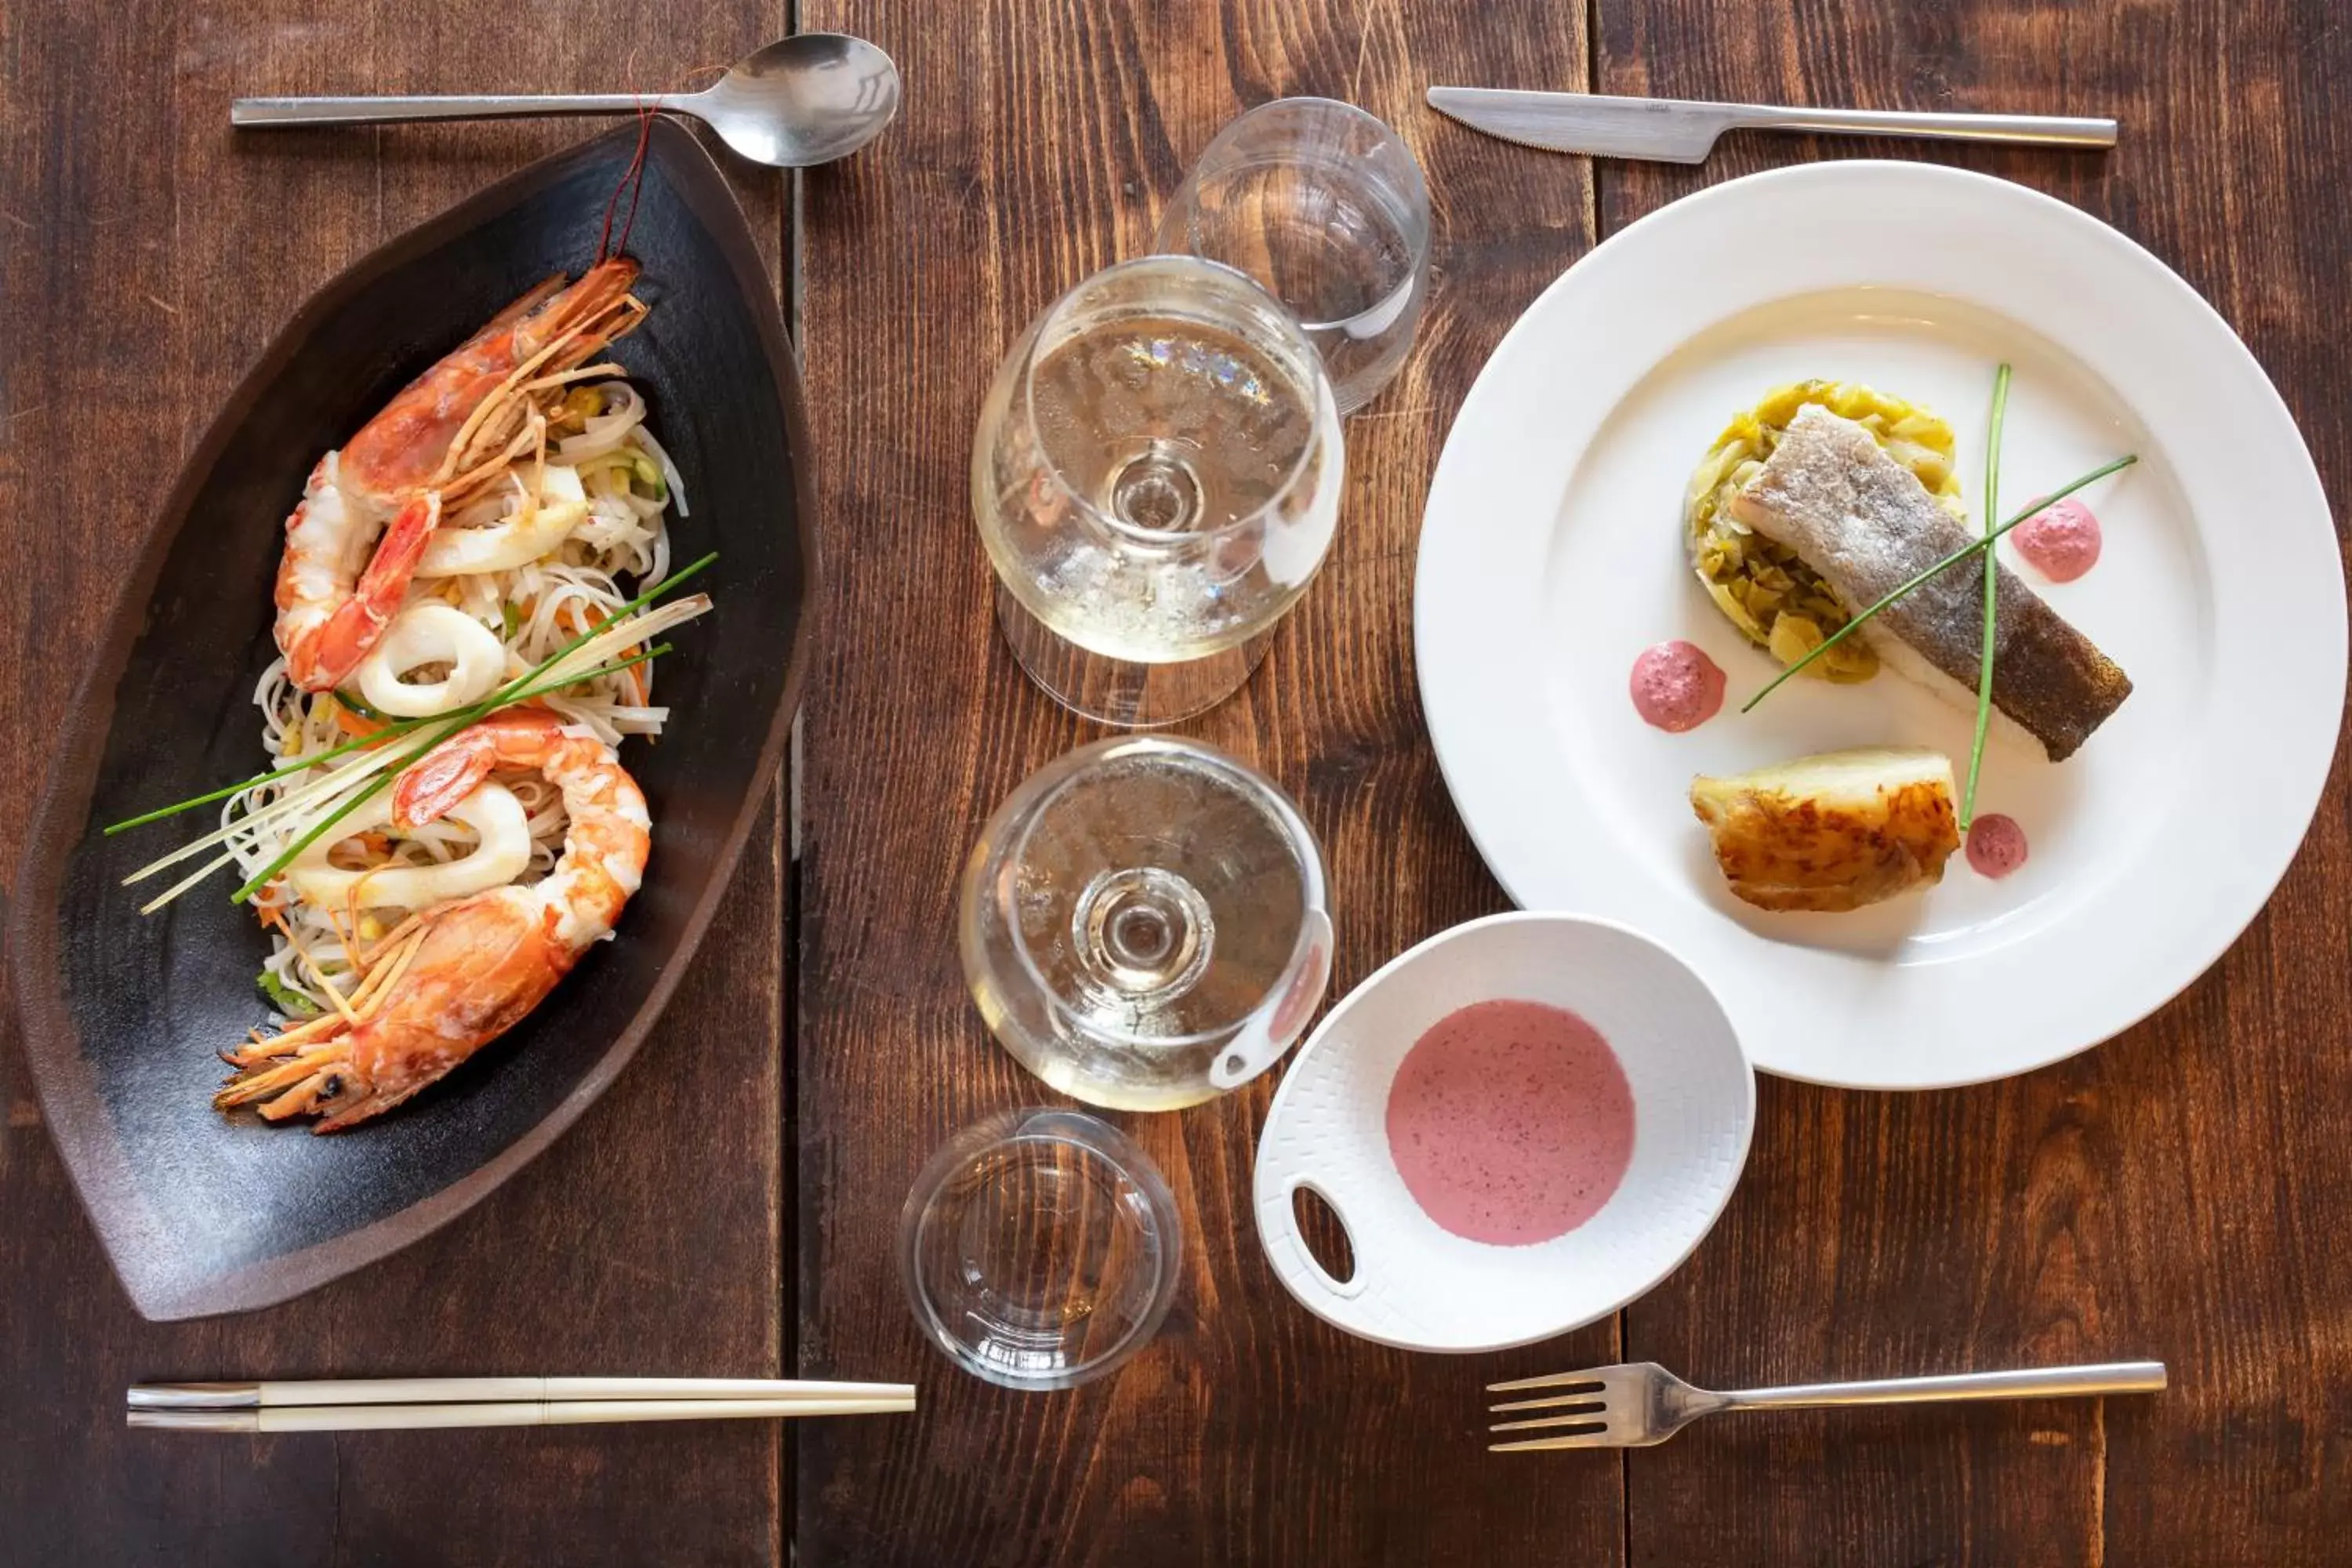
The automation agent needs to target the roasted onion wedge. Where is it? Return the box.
[1690,746,1962,913]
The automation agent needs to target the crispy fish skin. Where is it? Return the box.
[1726,405,2131,761]
[1690,747,1962,913]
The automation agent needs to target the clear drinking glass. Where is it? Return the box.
[1152,97,1432,416]
[960,735,1334,1112]
[971,255,1345,728]
[899,1108,1181,1390]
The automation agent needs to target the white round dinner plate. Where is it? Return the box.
[1414,161,2345,1090]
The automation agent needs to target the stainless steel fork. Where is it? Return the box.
[1487,1360,2166,1451]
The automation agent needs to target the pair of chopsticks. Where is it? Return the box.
[127,1377,916,1433]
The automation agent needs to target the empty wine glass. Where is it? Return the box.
[971,254,1345,728]
[1152,97,1432,415]
[960,735,1334,1111]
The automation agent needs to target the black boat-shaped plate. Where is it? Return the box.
[6,121,814,1319]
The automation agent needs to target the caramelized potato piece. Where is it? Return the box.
[1690,747,1962,913]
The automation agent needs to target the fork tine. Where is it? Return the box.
[1490,1427,1613,1453]
[1489,1392,1610,1415]
[1485,1371,1608,1394]
[1490,1410,1611,1434]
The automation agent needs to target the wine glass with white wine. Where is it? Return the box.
[971,254,1345,727]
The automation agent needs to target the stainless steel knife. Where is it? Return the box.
[1425,87,2117,164]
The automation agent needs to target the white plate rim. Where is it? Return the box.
[1413,160,2347,1090]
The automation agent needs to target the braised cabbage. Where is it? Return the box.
[1685,380,1963,683]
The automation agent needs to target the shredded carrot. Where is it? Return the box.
[327,696,386,739]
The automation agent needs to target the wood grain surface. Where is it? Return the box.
[789,2,1607,1565]
[5,0,2350,1564]
[0,3,793,1564]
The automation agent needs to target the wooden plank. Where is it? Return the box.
[1592,2,2352,1563]
[0,2,792,1563]
[789,2,1613,1563]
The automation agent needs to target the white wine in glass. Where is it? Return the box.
[971,256,1345,727]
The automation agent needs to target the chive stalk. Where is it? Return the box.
[223,643,671,906]
[1962,365,2013,831]
[105,552,713,836]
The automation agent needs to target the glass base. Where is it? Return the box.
[898,1109,1181,1389]
[993,580,1272,728]
[957,734,1331,1111]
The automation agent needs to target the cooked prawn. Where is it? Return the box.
[273,260,646,691]
[216,713,650,1131]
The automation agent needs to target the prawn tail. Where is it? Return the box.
[358,492,438,605]
[391,725,498,830]
[284,492,440,692]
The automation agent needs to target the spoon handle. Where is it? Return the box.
[232,94,672,128]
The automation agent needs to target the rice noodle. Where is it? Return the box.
[243,379,677,1014]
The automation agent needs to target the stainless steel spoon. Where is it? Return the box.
[231,34,902,169]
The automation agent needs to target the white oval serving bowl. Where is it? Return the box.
[1254,911,1754,1352]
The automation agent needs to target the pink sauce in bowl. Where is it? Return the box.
[1385,1000,1635,1246]
[2013,497,2103,583]
[1629,641,1726,732]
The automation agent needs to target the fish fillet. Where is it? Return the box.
[1727,405,2131,761]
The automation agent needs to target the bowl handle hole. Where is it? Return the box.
[1291,1184,1356,1286]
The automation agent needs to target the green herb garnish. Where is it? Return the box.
[105,552,713,838]
[224,641,673,906]
[257,968,322,1019]
[107,552,711,916]
[1962,365,2013,831]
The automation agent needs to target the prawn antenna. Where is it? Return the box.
[595,99,659,264]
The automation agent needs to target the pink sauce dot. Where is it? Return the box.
[1385,1000,1635,1247]
[2013,497,2103,583]
[1966,814,2030,880]
[1629,640,1726,732]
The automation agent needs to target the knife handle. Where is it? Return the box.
[1735,105,2115,150]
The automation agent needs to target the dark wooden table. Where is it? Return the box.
[4,2,2347,1563]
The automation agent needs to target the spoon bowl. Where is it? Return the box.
[691,34,902,169]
